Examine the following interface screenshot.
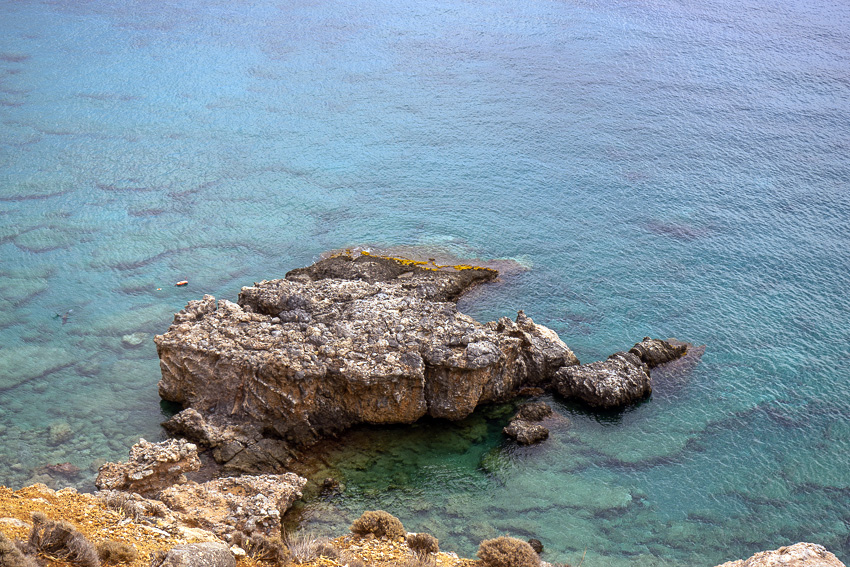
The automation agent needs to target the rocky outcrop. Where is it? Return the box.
[95,438,200,497]
[715,543,846,567]
[155,253,579,468]
[504,401,555,445]
[553,338,692,408]
[161,409,289,474]
[159,474,307,537]
[553,352,651,408]
[629,337,688,368]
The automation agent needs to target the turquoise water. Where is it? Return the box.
[1,0,848,564]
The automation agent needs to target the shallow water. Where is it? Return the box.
[1,0,849,564]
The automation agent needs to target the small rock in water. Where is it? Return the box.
[504,420,549,445]
[44,462,81,478]
[528,538,544,554]
[121,332,148,348]
[48,422,73,445]
[514,401,553,422]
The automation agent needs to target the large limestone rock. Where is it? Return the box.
[715,543,846,567]
[159,473,307,537]
[155,253,578,465]
[553,351,651,408]
[95,438,200,496]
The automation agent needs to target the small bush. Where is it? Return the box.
[29,512,100,567]
[314,541,338,560]
[406,533,439,555]
[0,532,39,567]
[231,531,290,564]
[350,510,405,539]
[477,536,540,567]
[96,540,138,564]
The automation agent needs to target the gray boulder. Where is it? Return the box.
[629,337,687,368]
[504,420,549,445]
[155,542,235,567]
[553,352,651,408]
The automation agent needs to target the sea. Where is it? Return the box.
[0,0,848,564]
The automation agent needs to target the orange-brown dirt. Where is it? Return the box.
[0,484,478,567]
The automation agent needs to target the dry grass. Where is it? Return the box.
[0,532,39,567]
[284,531,337,564]
[29,512,101,567]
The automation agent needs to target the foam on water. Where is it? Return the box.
[1,0,849,563]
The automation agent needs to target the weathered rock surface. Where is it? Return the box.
[95,438,200,496]
[553,351,651,408]
[629,337,688,368]
[715,543,846,567]
[159,473,307,537]
[504,401,555,444]
[514,401,554,422]
[155,253,579,467]
[161,409,289,474]
[154,542,236,567]
[503,420,549,444]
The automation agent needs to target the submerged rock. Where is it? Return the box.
[503,420,549,445]
[514,401,554,422]
[715,542,846,567]
[503,401,555,445]
[95,438,200,496]
[553,352,651,408]
[155,253,579,468]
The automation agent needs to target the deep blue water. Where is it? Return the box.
[1,0,848,564]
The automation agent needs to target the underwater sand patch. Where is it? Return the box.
[0,176,74,201]
[0,52,30,63]
[0,345,75,390]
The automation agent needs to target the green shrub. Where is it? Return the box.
[28,512,100,567]
[96,540,138,564]
[406,532,439,555]
[477,536,540,567]
[0,532,39,567]
[349,510,405,539]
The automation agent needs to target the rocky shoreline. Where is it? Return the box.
[153,251,695,474]
[1,252,844,567]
